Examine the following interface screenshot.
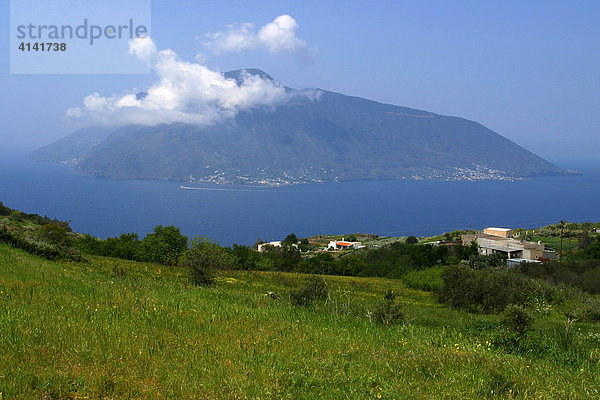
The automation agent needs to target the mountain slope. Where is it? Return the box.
[28,126,114,164]
[30,69,570,185]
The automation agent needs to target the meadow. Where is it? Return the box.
[1,243,599,399]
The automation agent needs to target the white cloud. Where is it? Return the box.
[205,15,316,63]
[128,36,156,64]
[66,37,294,126]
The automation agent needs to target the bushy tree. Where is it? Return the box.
[468,252,507,269]
[184,236,234,286]
[0,201,11,216]
[231,243,259,270]
[405,236,418,245]
[299,253,337,274]
[36,224,70,246]
[346,234,358,242]
[140,225,188,265]
[282,233,299,245]
[503,304,533,335]
[438,265,537,313]
[261,242,301,272]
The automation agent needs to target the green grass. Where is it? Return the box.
[528,235,579,252]
[1,243,599,399]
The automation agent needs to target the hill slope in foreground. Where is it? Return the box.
[0,243,597,399]
[29,69,574,186]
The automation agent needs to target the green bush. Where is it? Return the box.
[184,236,234,286]
[372,289,403,326]
[438,265,536,313]
[36,224,71,246]
[140,225,188,266]
[0,201,11,216]
[503,305,533,336]
[520,259,600,294]
[405,236,418,244]
[289,276,329,306]
[0,227,85,262]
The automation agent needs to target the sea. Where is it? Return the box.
[1,151,599,246]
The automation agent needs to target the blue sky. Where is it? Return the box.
[1,0,598,167]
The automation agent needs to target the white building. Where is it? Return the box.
[257,241,298,252]
[462,233,545,261]
[327,239,365,250]
[257,241,282,252]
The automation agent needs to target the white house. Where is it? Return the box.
[257,241,298,252]
[257,241,282,252]
[327,239,365,250]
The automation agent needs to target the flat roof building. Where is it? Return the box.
[462,233,544,261]
[483,227,513,238]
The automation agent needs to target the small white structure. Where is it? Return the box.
[257,241,298,252]
[327,238,365,250]
[257,241,282,252]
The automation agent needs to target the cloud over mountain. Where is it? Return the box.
[66,37,290,126]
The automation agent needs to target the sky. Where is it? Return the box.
[1,0,599,168]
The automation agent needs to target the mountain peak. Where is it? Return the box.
[223,69,274,85]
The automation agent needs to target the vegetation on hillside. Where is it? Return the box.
[1,203,600,398]
[1,243,600,398]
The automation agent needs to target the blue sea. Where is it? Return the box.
[1,151,599,246]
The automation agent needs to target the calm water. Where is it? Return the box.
[1,152,599,246]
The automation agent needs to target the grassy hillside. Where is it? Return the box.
[1,244,599,399]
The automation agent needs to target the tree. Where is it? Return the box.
[559,220,567,261]
[503,305,533,336]
[36,224,70,246]
[405,236,418,245]
[0,201,11,216]
[184,236,234,286]
[231,243,259,270]
[253,237,264,250]
[140,225,188,265]
[282,233,299,245]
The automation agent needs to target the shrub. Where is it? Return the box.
[73,233,142,261]
[405,236,418,245]
[231,244,259,270]
[290,275,329,306]
[468,253,507,269]
[9,210,23,222]
[373,289,403,326]
[438,265,536,313]
[0,227,85,262]
[0,201,11,216]
[184,236,234,286]
[36,224,71,246]
[503,305,533,335]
